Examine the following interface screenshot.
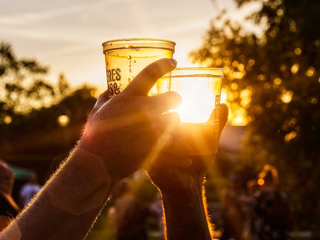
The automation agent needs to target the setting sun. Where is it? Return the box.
[173,79,217,123]
[169,68,222,123]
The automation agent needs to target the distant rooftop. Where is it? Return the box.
[218,124,247,160]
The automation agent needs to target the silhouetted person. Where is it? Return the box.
[247,179,259,197]
[220,176,246,240]
[244,179,259,237]
[0,160,20,231]
[19,173,41,207]
[111,179,148,240]
[250,165,291,240]
[149,193,164,239]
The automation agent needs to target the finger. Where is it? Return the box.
[159,153,192,168]
[219,103,229,137]
[145,130,173,155]
[123,58,177,96]
[148,152,192,170]
[152,112,180,133]
[145,91,182,115]
[133,128,167,160]
[94,90,109,109]
[162,140,190,158]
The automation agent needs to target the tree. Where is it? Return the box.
[190,0,320,229]
[0,42,97,159]
[0,42,55,115]
[56,73,71,99]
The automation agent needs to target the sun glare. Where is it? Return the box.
[98,71,245,126]
[221,92,227,103]
[171,77,219,123]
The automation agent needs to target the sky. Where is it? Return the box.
[0,0,261,90]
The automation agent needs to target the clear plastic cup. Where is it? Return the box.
[102,38,175,97]
[165,68,223,167]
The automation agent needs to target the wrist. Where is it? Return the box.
[161,181,203,207]
[78,130,106,160]
[160,171,205,203]
[45,148,117,215]
[161,175,212,240]
[72,146,121,191]
[77,135,123,186]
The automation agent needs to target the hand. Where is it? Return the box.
[147,104,229,198]
[78,58,182,183]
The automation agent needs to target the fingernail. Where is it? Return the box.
[171,93,182,109]
[169,59,177,68]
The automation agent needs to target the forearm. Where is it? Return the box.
[1,148,116,240]
[161,175,212,240]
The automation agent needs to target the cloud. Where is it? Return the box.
[1,0,123,26]
[2,26,98,43]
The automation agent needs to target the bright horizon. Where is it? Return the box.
[1,0,261,91]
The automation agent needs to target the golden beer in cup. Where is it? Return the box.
[102,38,175,97]
[166,68,223,168]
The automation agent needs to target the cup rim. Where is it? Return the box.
[102,38,176,45]
[102,38,176,53]
[170,67,224,78]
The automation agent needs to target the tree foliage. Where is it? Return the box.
[191,0,320,230]
[0,42,57,115]
[0,42,97,157]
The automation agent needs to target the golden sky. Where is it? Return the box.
[1,0,261,90]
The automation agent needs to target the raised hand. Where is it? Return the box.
[146,104,228,240]
[147,104,229,196]
[79,58,182,183]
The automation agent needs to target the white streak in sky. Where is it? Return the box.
[1,0,126,25]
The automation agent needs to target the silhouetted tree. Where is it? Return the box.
[57,73,71,99]
[0,42,97,159]
[0,42,55,114]
[191,0,320,230]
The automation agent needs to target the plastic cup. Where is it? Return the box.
[164,68,223,168]
[102,38,175,97]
